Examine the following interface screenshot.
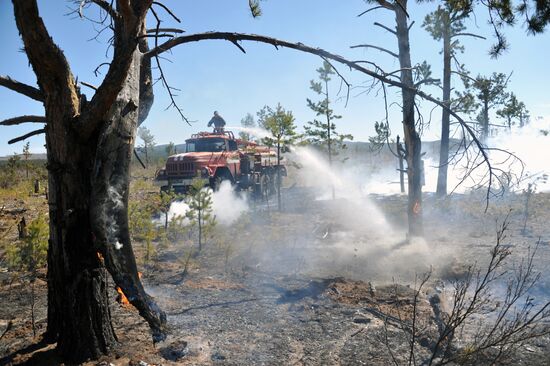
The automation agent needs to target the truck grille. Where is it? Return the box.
[167,162,195,176]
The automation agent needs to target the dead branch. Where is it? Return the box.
[93,62,110,76]
[8,128,46,144]
[148,6,191,125]
[452,32,486,40]
[90,0,119,19]
[80,81,98,90]
[0,115,47,126]
[138,33,175,39]
[357,6,385,17]
[374,22,397,35]
[350,44,399,58]
[320,56,351,107]
[146,27,184,34]
[151,1,181,23]
[0,75,44,102]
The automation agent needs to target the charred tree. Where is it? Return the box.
[8,1,165,362]
[395,3,423,237]
[354,0,425,236]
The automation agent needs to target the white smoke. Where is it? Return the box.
[288,146,394,237]
[211,181,249,225]
[166,201,190,224]
[349,117,550,196]
[486,117,550,192]
[226,125,271,140]
[163,182,249,227]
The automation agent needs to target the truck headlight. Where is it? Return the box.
[201,167,210,177]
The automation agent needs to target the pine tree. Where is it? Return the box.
[239,113,256,141]
[304,61,352,199]
[186,178,215,252]
[138,126,156,167]
[423,1,479,197]
[257,104,297,211]
[22,142,31,179]
[463,72,510,140]
[165,141,176,156]
[497,93,529,130]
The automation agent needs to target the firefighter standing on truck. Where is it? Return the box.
[207,111,226,133]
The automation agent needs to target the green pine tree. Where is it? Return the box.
[304,61,353,198]
[186,178,215,252]
[257,103,297,211]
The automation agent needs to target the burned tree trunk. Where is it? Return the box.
[395,1,423,236]
[436,23,452,198]
[12,0,164,362]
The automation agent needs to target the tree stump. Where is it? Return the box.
[18,216,27,239]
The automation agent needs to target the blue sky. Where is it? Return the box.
[1,1,549,156]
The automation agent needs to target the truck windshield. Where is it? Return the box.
[185,138,226,152]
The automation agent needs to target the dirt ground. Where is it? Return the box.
[1,186,550,365]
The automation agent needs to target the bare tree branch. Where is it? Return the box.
[452,32,486,40]
[148,6,190,125]
[146,27,184,34]
[374,22,397,35]
[8,128,46,144]
[80,81,98,90]
[357,6,385,17]
[93,62,110,77]
[90,0,119,19]
[138,33,175,39]
[350,44,399,59]
[151,1,181,23]
[0,75,44,102]
[0,115,47,126]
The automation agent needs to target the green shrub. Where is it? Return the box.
[6,215,48,272]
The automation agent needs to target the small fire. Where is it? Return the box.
[116,272,142,306]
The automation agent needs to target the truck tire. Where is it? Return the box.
[210,170,233,191]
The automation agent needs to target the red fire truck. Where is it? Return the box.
[154,130,286,196]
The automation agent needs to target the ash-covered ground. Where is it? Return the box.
[2,135,550,365]
[138,187,550,365]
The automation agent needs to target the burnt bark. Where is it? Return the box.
[436,21,452,197]
[395,0,423,236]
